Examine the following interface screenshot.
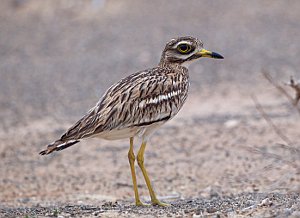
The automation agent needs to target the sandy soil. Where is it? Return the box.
[1,88,300,217]
[1,0,300,217]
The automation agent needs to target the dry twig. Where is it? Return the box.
[285,76,300,105]
[251,95,294,147]
[261,70,300,115]
[243,145,298,168]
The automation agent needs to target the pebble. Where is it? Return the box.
[207,207,218,213]
[259,198,273,207]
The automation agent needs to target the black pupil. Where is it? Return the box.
[179,44,189,52]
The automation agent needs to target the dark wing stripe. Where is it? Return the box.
[121,92,127,102]
[134,115,171,127]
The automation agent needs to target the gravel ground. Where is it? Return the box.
[1,193,300,217]
[1,1,300,217]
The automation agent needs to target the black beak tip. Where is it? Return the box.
[211,52,224,59]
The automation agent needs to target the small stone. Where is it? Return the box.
[194,208,203,215]
[207,207,218,213]
[224,119,239,128]
[259,198,273,207]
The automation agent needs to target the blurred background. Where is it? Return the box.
[1,0,300,209]
[1,0,299,127]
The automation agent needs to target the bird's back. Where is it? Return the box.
[60,65,189,141]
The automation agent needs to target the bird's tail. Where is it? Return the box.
[39,139,80,155]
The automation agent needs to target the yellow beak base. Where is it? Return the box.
[197,49,224,59]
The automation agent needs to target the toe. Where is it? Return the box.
[151,199,170,207]
[135,201,150,206]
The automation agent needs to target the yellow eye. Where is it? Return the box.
[177,43,192,54]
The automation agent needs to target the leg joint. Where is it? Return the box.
[128,150,135,161]
[137,153,144,166]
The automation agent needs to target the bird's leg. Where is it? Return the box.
[128,137,147,206]
[137,141,169,206]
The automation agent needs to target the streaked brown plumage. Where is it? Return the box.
[40,36,223,206]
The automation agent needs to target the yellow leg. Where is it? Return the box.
[137,141,169,206]
[128,137,147,206]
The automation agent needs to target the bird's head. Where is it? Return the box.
[159,36,223,67]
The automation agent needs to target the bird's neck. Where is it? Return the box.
[158,60,188,71]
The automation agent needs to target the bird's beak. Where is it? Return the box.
[197,49,224,59]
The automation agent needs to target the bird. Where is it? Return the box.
[39,36,223,206]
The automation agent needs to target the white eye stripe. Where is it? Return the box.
[173,41,192,48]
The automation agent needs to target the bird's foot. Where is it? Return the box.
[151,199,170,207]
[135,200,150,206]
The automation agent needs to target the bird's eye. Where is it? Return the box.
[177,44,192,54]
